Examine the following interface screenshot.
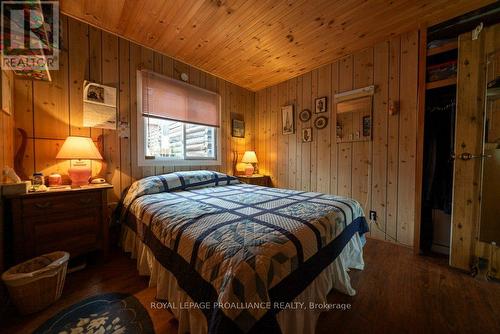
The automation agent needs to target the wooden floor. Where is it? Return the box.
[2,239,500,334]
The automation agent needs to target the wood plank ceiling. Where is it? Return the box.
[61,0,494,91]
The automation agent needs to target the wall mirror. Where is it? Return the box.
[334,86,374,143]
[479,49,500,244]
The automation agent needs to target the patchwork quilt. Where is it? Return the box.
[119,170,368,333]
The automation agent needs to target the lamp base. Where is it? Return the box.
[68,164,91,186]
[244,164,254,176]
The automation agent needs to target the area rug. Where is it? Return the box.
[34,292,155,334]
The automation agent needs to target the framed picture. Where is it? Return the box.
[232,119,245,138]
[362,115,372,137]
[299,109,312,122]
[281,105,295,134]
[315,96,327,113]
[302,127,312,142]
[314,116,328,129]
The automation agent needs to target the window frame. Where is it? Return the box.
[137,70,221,167]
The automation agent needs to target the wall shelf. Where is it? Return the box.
[426,77,457,90]
[427,41,458,56]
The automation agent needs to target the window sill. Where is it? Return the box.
[138,159,221,167]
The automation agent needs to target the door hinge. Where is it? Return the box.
[472,22,483,40]
[453,152,492,161]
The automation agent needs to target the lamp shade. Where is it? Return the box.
[56,136,103,160]
[241,151,258,164]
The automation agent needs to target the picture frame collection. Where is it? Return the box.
[282,96,329,142]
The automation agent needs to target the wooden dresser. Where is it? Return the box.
[2,185,112,266]
[236,175,272,187]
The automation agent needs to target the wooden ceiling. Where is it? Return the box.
[61,0,494,91]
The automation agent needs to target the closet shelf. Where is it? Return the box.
[426,77,457,90]
[427,41,458,56]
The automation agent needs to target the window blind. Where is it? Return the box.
[140,70,220,127]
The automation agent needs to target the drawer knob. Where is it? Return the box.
[35,202,52,209]
[79,198,93,204]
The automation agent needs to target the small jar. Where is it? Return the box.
[48,173,62,186]
[32,172,44,187]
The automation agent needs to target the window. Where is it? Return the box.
[144,117,216,160]
[137,70,221,166]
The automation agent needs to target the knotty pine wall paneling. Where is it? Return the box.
[1,70,15,174]
[13,15,255,204]
[255,30,419,246]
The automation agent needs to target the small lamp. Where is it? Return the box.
[56,136,103,186]
[241,151,258,176]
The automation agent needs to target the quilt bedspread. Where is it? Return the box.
[119,171,368,333]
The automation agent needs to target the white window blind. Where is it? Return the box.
[137,70,220,165]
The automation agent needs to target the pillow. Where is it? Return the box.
[122,170,240,208]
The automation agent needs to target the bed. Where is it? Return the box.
[118,170,368,334]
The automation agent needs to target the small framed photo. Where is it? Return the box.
[281,105,295,134]
[302,127,312,142]
[232,119,245,138]
[315,96,327,114]
[362,115,372,138]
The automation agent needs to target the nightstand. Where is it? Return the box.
[237,175,272,187]
[2,185,112,266]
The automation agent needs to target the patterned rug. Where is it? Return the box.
[34,293,155,334]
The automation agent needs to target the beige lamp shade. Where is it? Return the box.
[56,136,103,160]
[241,151,258,164]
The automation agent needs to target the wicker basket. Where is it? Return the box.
[1,251,69,314]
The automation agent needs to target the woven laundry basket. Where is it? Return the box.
[1,251,69,314]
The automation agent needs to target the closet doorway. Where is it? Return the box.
[420,71,457,256]
[420,21,460,257]
[418,4,500,277]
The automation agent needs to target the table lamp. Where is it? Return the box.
[56,136,103,186]
[241,151,258,176]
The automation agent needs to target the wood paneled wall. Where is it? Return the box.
[1,70,14,174]
[13,15,255,203]
[255,31,420,246]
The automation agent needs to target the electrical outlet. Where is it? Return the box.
[369,210,377,221]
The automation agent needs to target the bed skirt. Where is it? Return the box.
[121,225,365,334]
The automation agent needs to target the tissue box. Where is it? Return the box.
[0,182,28,196]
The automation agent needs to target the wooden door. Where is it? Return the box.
[450,24,500,277]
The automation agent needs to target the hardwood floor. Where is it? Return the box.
[2,239,499,333]
[319,239,500,334]
[0,251,177,334]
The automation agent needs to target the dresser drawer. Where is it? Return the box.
[34,211,100,244]
[237,176,271,187]
[36,234,99,258]
[21,192,101,217]
[4,186,112,266]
